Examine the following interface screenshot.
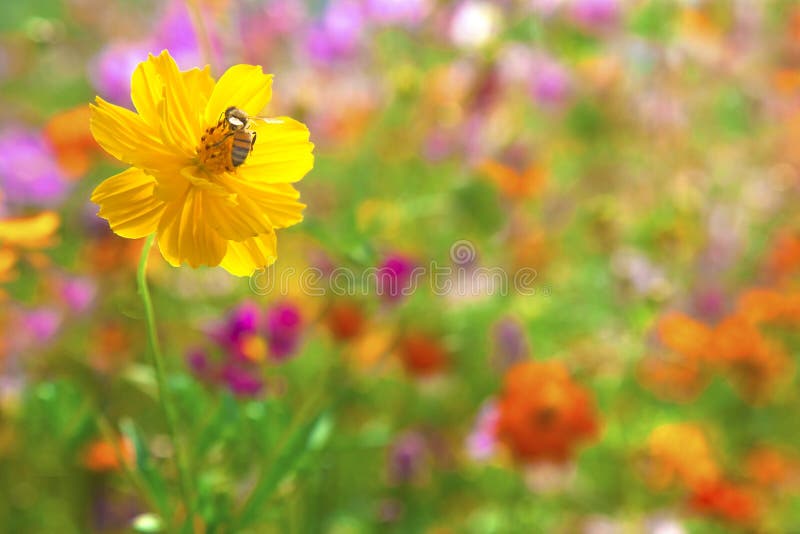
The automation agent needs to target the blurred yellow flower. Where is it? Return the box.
[0,211,60,282]
[89,50,314,276]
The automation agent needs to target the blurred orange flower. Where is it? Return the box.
[646,423,719,490]
[746,447,798,490]
[85,233,143,273]
[44,105,98,179]
[736,288,800,326]
[83,436,135,472]
[398,333,448,378]
[767,231,800,279]
[689,481,759,524]
[479,160,546,201]
[657,312,712,360]
[711,315,791,400]
[496,361,598,463]
[637,353,707,403]
[325,301,366,342]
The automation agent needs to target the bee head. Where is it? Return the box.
[224,106,249,131]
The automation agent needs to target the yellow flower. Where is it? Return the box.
[89,50,314,276]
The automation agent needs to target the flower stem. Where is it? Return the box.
[137,234,195,527]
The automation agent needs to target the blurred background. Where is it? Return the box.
[4,0,800,532]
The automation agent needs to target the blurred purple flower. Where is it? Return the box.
[570,0,620,30]
[388,431,428,484]
[306,0,365,63]
[186,348,212,376]
[89,1,213,106]
[265,302,304,361]
[530,57,572,107]
[60,276,97,314]
[154,1,217,70]
[90,42,151,106]
[692,286,727,322]
[377,254,417,301]
[366,0,429,26]
[491,317,529,371]
[0,128,69,208]
[466,400,498,460]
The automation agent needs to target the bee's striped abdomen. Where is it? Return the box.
[231,131,254,167]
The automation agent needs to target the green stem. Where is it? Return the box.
[137,234,195,527]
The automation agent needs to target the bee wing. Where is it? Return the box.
[249,116,286,125]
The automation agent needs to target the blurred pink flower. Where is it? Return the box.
[21,308,62,344]
[366,0,429,27]
[530,56,572,107]
[466,400,499,460]
[0,127,70,209]
[570,0,620,30]
[60,276,97,314]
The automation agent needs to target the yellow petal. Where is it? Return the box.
[238,117,314,184]
[132,51,214,133]
[0,211,60,248]
[219,232,277,277]
[153,52,211,156]
[203,188,275,240]
[91,167,166,239]
[204,65,273,125]
[90,97,182,174]
[156,187,226,268]
[222,177,305,229]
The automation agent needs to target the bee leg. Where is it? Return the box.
[208,132,235,148]
[250,132,257,152]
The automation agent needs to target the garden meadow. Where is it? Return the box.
[3,1,800,532]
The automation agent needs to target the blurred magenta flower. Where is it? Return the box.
[306,0,365,63]
[570,0,620,30]
[59,276,97,314]
[377,253,417,301]
[221,363,265,397]
[265,301,304,361]
[0,127,69,209]
[186,348,212,377]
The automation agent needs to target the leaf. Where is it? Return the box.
[120,418,171,518]
[192,391,239,465]
[233,410,334,530]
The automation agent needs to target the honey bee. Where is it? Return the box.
[222,106,257,167]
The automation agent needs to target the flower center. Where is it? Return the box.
[197,122,235,174]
